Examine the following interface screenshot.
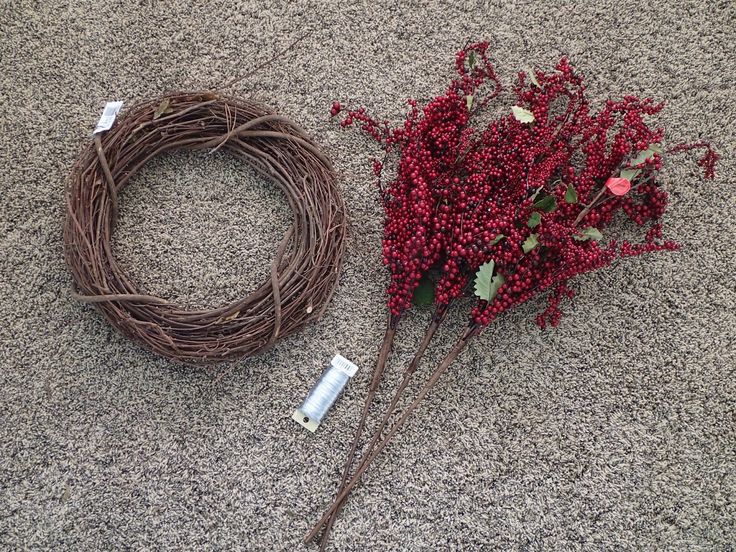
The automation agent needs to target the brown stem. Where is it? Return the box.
[304,324,478,545]
[216,31,312,91]
[316,306,449,547]
[573,185,606,226]
[313,316,397,548]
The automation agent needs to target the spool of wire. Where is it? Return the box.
[293,355,359,432]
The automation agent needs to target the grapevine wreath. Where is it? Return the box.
[64,92,347,364]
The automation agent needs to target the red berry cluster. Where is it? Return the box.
[620,224,679,257]
[334,42,501,315]
[332,43,717,328]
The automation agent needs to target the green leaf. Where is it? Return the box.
[564,184,578,204]
[522,233,539,253]
[153,98,171,120]
[474,261,505,303]
[573,227,603,241]
[490,234,505,245]
[468,51,476,69]
[412,275,435,306]
[630,144,662,167]
[466,94,474,111]
[533,195,556,212]
[512,105,535,123]
[620,168,641,181]
[527,212,541,228]
[527,67,540,88]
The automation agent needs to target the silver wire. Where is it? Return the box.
[299,364,351,425]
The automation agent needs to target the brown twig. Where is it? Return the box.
[305,323,479,544]
[64,92,347,367]
[316,316,398,549]
[316,306,449,547]
[217,32,312,91]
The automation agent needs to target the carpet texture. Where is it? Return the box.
[1,1,734,550]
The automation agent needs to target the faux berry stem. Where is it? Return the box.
[305,324,479,545]
[316,306,450,547]
[314,42,718,548]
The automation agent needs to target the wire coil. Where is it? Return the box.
[293,355,359,432]
[64,92,347,365]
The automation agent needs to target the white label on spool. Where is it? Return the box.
[93,101,123,134]
[331,354,359,378]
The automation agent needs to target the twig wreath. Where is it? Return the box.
[64,92,347,364]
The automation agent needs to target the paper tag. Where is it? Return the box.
[93,101,123,134]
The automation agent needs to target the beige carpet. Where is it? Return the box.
[1,0,734,549]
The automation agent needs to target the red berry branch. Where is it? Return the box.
[307,42,718,548]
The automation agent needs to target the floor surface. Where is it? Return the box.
[1,1,734,550]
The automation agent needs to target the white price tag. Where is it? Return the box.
[93,101,123,134]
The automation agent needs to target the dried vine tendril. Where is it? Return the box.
[64,92,347,365]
